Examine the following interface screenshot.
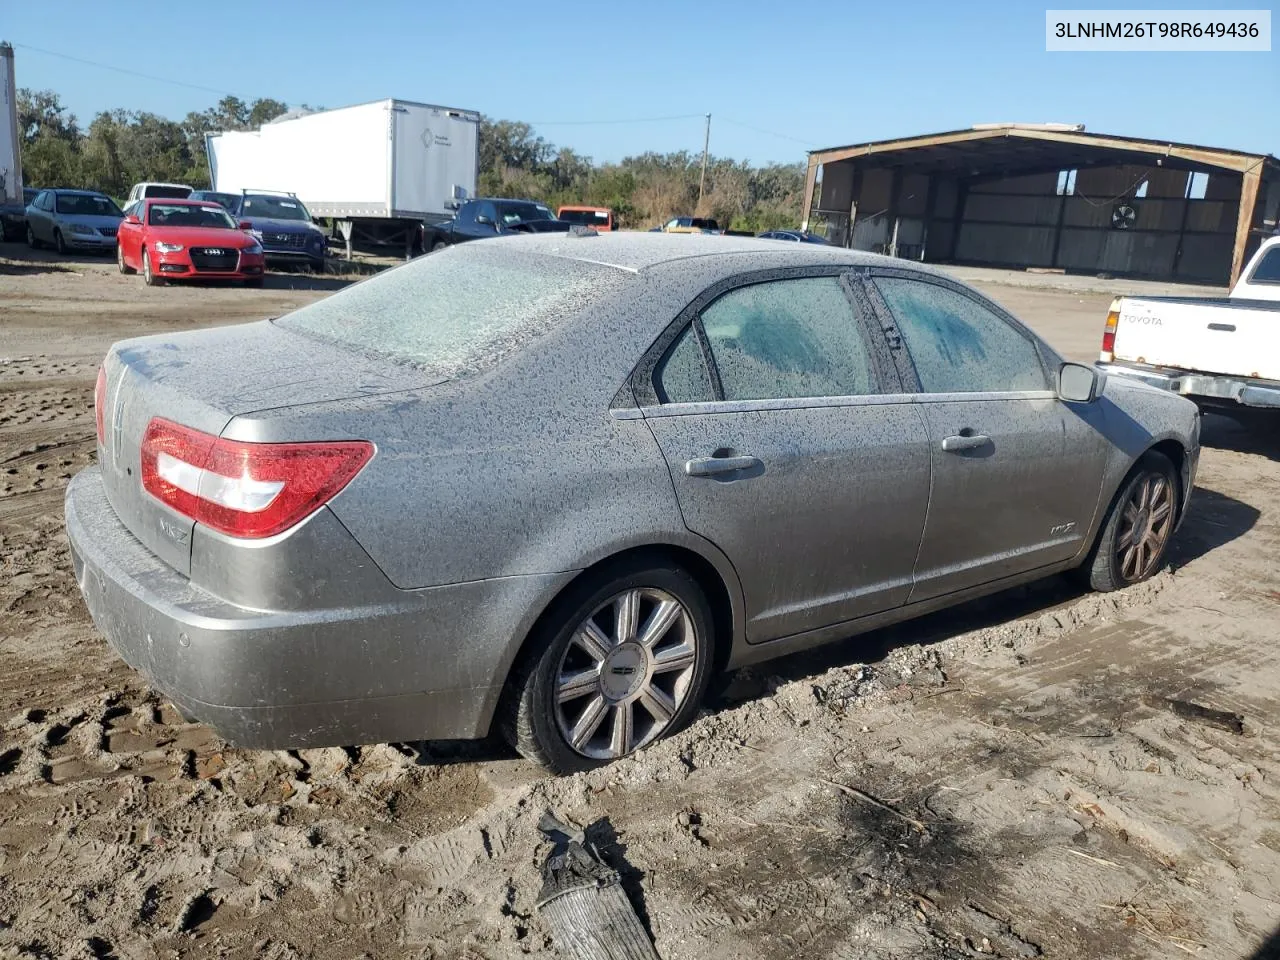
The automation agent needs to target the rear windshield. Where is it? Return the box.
[276,246,629,377]
[691,218,718,230]
[1249,248,1280,285]
[56,194,122,217]
[194,192,240,212]
[559,209,610,226]
[143,186,192,199]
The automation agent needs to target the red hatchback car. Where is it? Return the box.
[117,199,266,286]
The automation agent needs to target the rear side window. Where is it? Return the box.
[277,247,630,377]
[655,326,714,403]
[874,278,1049,394]
[698,277,876,401]
[1249,248,1280,285]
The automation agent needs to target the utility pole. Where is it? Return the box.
[697,113,711,209]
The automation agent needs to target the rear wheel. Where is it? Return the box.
[501,560,715,774]
[142,249,163,287]
[26,224,41,250]
[1082,451,1178,592]
[54,230,67,255]
[431,240,447,253]
[117,243,134,274]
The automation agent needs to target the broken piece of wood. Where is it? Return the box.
[820,779,928,834]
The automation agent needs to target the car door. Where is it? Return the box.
[121,201,145,266]
[864,269,1110,602]
[637,270,932,643]
[29,192,51,240]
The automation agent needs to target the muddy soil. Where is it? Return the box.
[2,248,1279,959]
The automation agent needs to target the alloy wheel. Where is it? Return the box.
[1115,473,1174,581]
[554,587,699,760]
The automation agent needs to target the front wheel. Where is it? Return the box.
[1082,451,1178,592]
[431,240,448,253]
[142,249,163,287]
[54,230,67,255]
[27,224,41,250]
[501,560,715,774]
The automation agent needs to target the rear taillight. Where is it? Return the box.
[140,418,374,539]
[94,366,107,445]
[1101,301,1120,362]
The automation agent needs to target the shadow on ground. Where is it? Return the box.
[1201,410,1280,462]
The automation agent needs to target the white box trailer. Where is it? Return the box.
[206,98,480,257]
[1,42,27,238]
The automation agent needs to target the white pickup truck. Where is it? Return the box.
[1098,235,1280,410]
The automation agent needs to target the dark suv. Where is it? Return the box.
[189,190,327,270]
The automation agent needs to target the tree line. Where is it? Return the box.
[16,90,807,232]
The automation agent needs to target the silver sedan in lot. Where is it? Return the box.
[66,234,1200,773]
[26,189,124,254]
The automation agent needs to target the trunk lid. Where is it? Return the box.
[98,320,425,576]
[1112,296,1280,381]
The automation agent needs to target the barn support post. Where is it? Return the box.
[1231,164,1262,286]
[801,155,819,231]
[1049,190,1068,268]
[886,168,903,258]
[845,167,864,249]
[1170,193,1194,278]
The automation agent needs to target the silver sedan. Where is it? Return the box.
[66,235,1200,773]
[26,189,123,254]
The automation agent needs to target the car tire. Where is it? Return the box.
[1081,450,1179,592]
[54,230,67,255]
[500,558,716,774]
[431,241,447,253]
[117,243,134,274]
[27,224,41,250]
[142,249,163,287]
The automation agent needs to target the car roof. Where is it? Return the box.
[49,188,109,196]
[136,182,192,188]
[482,231,910,275]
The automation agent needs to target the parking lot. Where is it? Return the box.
[2,244,1279,959]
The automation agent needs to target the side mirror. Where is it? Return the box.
[124,214,141,225]
[475,215,494,226]
[1059,362,1102,403]
[239,220,253,231]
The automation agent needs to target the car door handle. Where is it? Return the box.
[1207,322,1236,332]
[941,433,991,452]
[685,455,762,477]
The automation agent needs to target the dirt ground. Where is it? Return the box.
[2,245,1279,960]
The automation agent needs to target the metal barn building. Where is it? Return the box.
[800,125,1280,286]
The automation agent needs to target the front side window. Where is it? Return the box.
[655,326,714,403]
[699,277,876,401]
[874,277,1049,394]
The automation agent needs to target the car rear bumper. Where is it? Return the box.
[1100,361,1280,409]
[65,467,573,749]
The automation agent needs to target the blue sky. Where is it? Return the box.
[4,0,1277,164]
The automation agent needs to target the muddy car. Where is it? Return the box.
[67,234,1200,773]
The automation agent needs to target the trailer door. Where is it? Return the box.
[392,106,477,218]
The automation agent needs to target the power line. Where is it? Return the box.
[525,113,705,126]
[13,42,241,98]
[718,116,818,147]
